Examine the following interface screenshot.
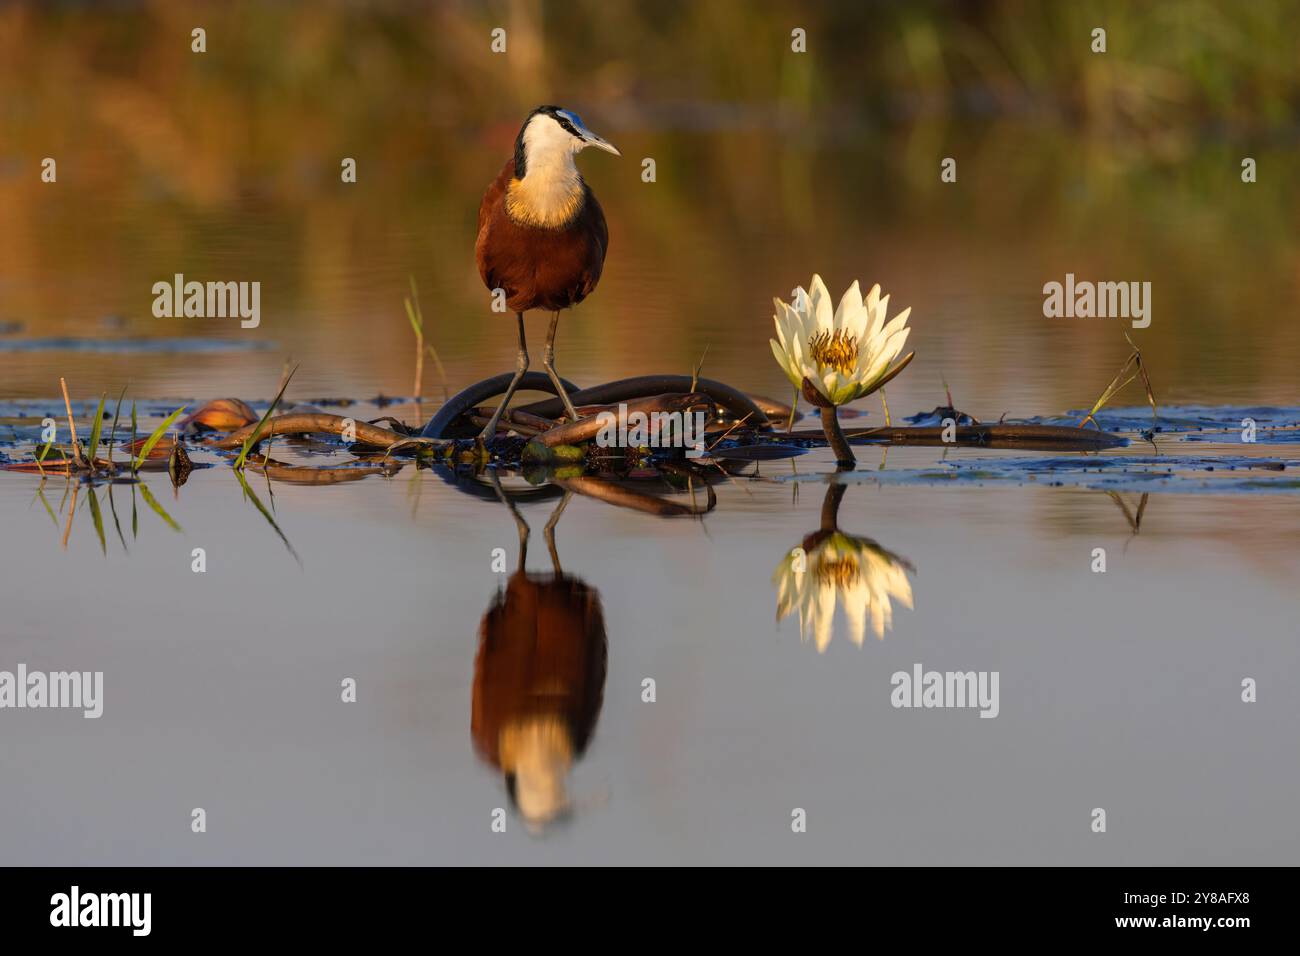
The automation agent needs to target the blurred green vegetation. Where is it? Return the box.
[5,0,1297,189]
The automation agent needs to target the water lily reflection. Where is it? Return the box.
[774,483,915,651]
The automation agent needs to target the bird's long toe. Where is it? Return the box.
[561,394,581,424]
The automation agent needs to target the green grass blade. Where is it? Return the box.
[235,365,298,470]
[132,405,187,472]
[34,436,58,476]
[86,392,106,464]
[406,276,423,335]
[425,343,449,399]
[1124,332,1159,428]
[138,482,182,532]
[34,485,58,526]
[86,486,107,555]
[690,343,709,392]
[106,484,128,553]
[107,385,127,467]
[234,467,301,564]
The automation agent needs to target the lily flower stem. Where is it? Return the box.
[821,406,856,469]
[820,480,847,531]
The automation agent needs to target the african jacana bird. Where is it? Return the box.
[472,488,607,829]
[472,569,607,829]
[475,105,619,441]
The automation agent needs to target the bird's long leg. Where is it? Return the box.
[478,313,529,443]
[543,490,573,575]
[489,469,530,570]
[543,311,580,423]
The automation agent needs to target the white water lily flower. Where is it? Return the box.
[773,532,915,652]
[770,275,913,407]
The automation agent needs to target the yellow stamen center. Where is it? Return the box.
[815,556,861,588]
[808,329,859,375]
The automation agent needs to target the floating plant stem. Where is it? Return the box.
[235,364,297,470]
[467,413,545,438]
[216,411,437,451]
[552,473,715,517]
[539,392,709,447]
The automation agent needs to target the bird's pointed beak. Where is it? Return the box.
[581,129,621,157]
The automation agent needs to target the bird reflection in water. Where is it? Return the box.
[773,482,916,651]
[472,480,607,832]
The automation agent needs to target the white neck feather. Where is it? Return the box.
[508,115,585,228]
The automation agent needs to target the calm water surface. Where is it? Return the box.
[0,430,1296,864]
[2,116,1298,863]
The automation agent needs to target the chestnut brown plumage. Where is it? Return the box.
[473,106,619,440]
[476,160,608,314]
[471,571,608,770]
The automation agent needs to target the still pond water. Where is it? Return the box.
[1,126,1297,863]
